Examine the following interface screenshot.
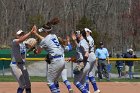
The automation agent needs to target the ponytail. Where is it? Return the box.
[81,30,89,43]
[42,17,60,30]
[48,17,60,25]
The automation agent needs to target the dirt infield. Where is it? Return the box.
[0,82,140,93]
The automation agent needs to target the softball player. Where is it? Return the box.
[83,28,100,93]
[59,36,73,93]
[32,18,65,93]
[10,26,35,93]
[71,30,90,93]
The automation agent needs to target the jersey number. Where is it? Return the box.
[51,38,60,47]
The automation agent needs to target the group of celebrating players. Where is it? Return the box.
[10,18,101,93]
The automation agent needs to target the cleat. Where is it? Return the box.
[88,91,91,93]
[69,89,74,93]
[94,89,101,93]
[97,89,101,93]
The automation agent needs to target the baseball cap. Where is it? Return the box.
[84,28,92,33]
[127,48,133,52]
[75,30,81,35]
[16,30,24,35]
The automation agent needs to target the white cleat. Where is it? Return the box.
[94,89,101,93]
[97,89,101,93]
[88,91,91,93]
[69,89,74,93]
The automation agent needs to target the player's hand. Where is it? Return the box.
[65,57,72,62]
[71,32,76,40]
[31,25,37,34]
[65,57,76,62]
[70,57,76,62]
[108,61,110,64]
[95,61,98,66]
[66,35,70,42]
[107,58,110,64]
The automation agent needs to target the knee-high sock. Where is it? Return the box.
[26,88,31,93]
[84,75,89,91]
[75,82,88,93]
[55,81,60,92]
[89,76,98,91]
[48,83,58,93]
[64,80,72,91]
[17,88,24,93]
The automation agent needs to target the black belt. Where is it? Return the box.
[50,55,63,59]
[98,59,106,60]
[11,62,25,64]
[89,50,94,53]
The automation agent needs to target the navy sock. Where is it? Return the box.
[89,76,98,91]
[26,88,31,93]
[17,88,24,93]
[49,83,58,93]
[75,82,87,93]
[64,80,72,91]
[55,82,60,92]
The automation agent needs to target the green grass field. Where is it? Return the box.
[0,75,140,82]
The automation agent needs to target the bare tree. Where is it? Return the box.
[0,0,140,51]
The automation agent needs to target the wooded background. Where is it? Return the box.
[0,0,140,52]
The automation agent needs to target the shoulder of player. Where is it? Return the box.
[103,48,108,51]
[51,34,57,37]
[43,34,53,40]
[12,39,20,45]
[48,34,58,39]
[80,39,88,45]
[95,48,100,51]
[87,35,93,40]
[96,48,106,52]
[12,39,17,42]
[79,40,88,48]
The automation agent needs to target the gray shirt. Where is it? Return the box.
[39,34,64,57]
[11,39,26,62]
[76,39,89,61]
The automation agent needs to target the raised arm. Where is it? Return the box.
[71,32,78,46]
[32,26,44,40]
[15,25,36,44]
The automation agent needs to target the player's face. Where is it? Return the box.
[76,34,81,39]
[100,44,104,48]
[129,51,133,54]
[16,32,24,39]
[16,35,20,39]
[87,31,92,36]
[75,31,81,39]
[86,31,89,35]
